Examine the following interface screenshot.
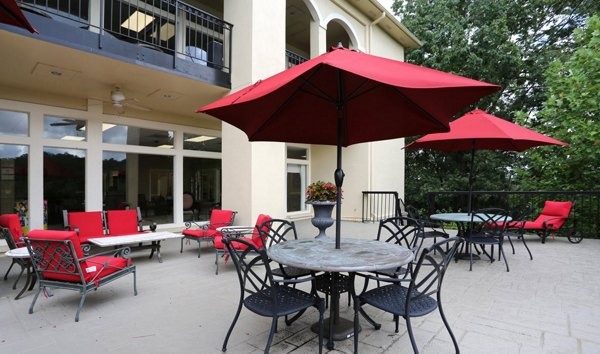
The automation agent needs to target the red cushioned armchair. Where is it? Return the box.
[212,214,271,275]
[180,209,236,258]
[522,201,574,244]
[23,230,137,322]
[0,214,32,296]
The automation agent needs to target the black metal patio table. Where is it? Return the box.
[268,238,413,350]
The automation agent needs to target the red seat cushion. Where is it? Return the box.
[27,230,130,283]
[213,236,250,250]
[182,229,219,239]
[67,211,105,243]
[107,210,143,236]
[0,214,24,246]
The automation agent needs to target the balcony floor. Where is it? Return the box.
[1,220,599,353]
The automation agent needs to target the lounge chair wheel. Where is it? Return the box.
[567,230,583,244]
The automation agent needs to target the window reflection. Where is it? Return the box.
[44,147,86,230]
[183,133,221,152]
[44,116,87,141]
[183,157,221,220]
[0,110,28,136]
[0,144,29,230]
[103,124,174,148]
[103,152,174,224]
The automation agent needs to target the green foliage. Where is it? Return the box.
[393,0,599,207]
[515,16,600,191]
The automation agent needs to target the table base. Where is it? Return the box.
[311,317,360,344]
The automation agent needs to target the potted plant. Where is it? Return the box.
[306,181,340,239]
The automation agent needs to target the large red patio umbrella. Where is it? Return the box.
[0,0,37,33]
[197,46,501,248]
[405,109,568,212]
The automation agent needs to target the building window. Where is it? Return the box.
[183,133,221,152]
[44,147,85,229]
[44,116,87,141]
[103,152,174,224]
[0,144,29,228]
[103,124,174,148]
[0,110,28,136]
[286,145,309,212]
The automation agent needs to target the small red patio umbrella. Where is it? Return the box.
[198,46,501,248]
[405,109,568,212]
[0,0,37,33]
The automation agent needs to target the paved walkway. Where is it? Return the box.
[1,220,599,353]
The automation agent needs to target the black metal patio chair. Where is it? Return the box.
[221,237,325,354]
[504,205,534,260]
[467,208,510,272]
[351,237,462,354]
[405,205,450,250]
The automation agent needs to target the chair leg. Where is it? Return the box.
[222,299,244,352]
[507,236,515,254]
[75,292,87,322]
[394,314,400,333]
[405,316,420,354]
[12,266,25,290]
[198,240,202,258]
[285,309,306,326]
[133,268,138,296]
[469,243,473,271]
[180,237,185,253]
[359,305,381,329]
[438,295,460,354]
[4,259,16,280]
[29,286,42,314]
[318,300,325,354]
[521,235,533,260]
[500,244,510,272]
[264,317,279,354]
[215,251,219,275]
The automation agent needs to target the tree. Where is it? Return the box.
[393,0,599,207]
[515,15,600,191]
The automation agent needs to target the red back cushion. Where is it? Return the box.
[0,214,24,241]
[67,211,105,242]
[27,230,85,282]
[252,214,272,248]
[209,209,234,230]
[107,210,140,236]
[533,201,572,230]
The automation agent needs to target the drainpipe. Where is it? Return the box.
[367,11,386,191]
[367,11,386,53]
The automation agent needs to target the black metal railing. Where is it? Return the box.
[424,190,600,239]
[286,49,307,68]
[19,0,232,72]
[362,191,402,223]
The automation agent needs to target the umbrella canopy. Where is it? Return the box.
[198,46,501,248]
[0,0,37,33]
[405,109,568,212]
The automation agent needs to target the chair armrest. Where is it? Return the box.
[184,221,210,230]
[542,217,562,230]
[353,271,411,284]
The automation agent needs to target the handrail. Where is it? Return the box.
[362,191,401,223]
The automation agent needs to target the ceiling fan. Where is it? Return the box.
[110,86,152,113]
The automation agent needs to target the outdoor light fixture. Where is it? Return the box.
[121,11,155,32]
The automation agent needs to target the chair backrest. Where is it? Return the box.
[208,209,236,231]
[223,237,277,300]
[24,230,86,283]
[259,219,297,249]
[376,216,421,251]
[471,208,510,237]
[64,211,105,242]
[106,208,142,235]
[406,237,462,309]
[534,201,573,229]
[251,214,272,248]
[405,205,420,220]
[0,214,24,248]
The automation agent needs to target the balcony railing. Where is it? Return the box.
[362,191,403,223]
[19,0,232,73]
[286,50,307,68]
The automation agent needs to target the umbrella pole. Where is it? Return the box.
[334,71,345,250]
[467,146,475,214]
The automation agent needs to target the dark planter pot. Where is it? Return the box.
[308,201,336,239]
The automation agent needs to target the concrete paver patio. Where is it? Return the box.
[1,220,599,353]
